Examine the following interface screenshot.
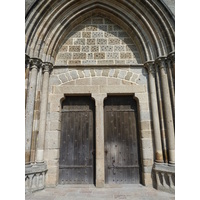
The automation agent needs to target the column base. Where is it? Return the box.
[96,180,105,188]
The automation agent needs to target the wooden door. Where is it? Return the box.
[59,96,95,184]
[104,96,140,184]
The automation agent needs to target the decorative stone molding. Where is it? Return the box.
[153,163,175,194]
[25,163,47,193]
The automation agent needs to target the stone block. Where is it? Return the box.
[106,52,119,59]
[48,112,60,121]
[143,159,153,166]
[113,25,122,31]
[141,138,152,149]
[140,111,151,121]
[83,69,91,77]
[69,71,79,79]
[74,38,85,45]
[85,25,97,31]
[118,31,129,38]
[45,131,60,149]
[100,46,113,52]
[82,60,96,65]
[92,77,107,85]
[53,68,69,75]
[139,102,149,110]
[141,148,153,160]
[123,38,134,44]
[140,121,151,131]
[58,74,68,83]
[81,46,90,52]
[97,60,114,65]
[143,166,153,173]
[46,174,58,187]
[69,31,81,38]
[49,75,61,86]
[115,60,125,65]
[118,70,127,79]
[135,93,149,102]
[102,69,109,76]
[91,46,99,52]
[125,71,132,80]
[97,38,107,45]
[65,73,72,81]
[114,45,125,52]
[108,69,115,77]
[107,78,121,85]
[113,69,120,78]
[98,24,107,31]
[126,60,138,64]
[94,53,105,59]
[142,173,152,186]
[136,74,148,84]
[108,38,121,45]
[95,69,102,76]
[130,74,138,82]
[73,53,86,59]
[47,160,59,167]
[87,53,94,59]
[68,60,81,65]
[105,18,113,24]
[92,32,104,38]
[92,18,103,24]
[78,70,84,78]
[120,52,133,59]
[82,32,91,38]
[87,39,96,45]
[50,103,61,112]
[90,69,96,76]
[126,45,138,52]
[64,39,73,45]
[56,53,72,59]
[69,46,80,52]
[104,31,118,38]
[46,149,59,160]
[76,78,91,85]
[121,80,134,85]
[50,121,61,131]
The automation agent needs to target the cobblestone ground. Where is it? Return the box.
[26,184,175,200]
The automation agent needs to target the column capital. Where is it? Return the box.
[42,62,53,73]
[30,58,42,70]
[144,61,155,74]
[155,56,167,69]
[167,52,175,65]
[25,54,30,66]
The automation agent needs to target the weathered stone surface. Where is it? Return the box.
[49,76,61,86]
[58,74,68,83]
[76,78,91,85]
[70,71,79,79]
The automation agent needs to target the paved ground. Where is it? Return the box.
[26,184,175,200]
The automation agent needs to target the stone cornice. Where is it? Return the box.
[144,61,155,74]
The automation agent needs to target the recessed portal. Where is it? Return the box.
[59,96,95,184]
[104,96,140,184]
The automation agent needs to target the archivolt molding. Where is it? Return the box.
[25,0,175,64]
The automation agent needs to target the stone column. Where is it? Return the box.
[167,52,175,120]
[155,65,168,163]
[25,55,30,108]
[36,62,53,163]
[145,61,163,163]
[92,93,107,187]
[156,57,175,165]
[25,58,42,164]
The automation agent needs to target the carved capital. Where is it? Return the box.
[42,62,53,73]
[144,61,155,74]
[25,54,30,67]
[30,58,42,70]
[155,56,167,69]
[167,52,175,66]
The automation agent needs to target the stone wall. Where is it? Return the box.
[55,17,141,66]
[43,66,154,187]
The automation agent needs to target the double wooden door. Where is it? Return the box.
[59,96,95,184]
[104,96,140,184]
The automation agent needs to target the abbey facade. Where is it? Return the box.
[25,0,175,194]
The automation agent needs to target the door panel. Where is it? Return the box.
[104,96,140,184]
[59,96,95,184]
